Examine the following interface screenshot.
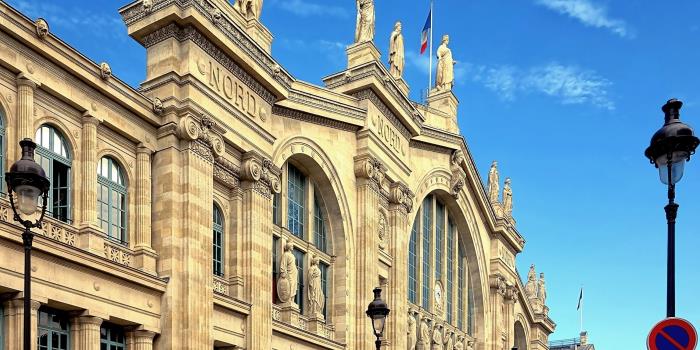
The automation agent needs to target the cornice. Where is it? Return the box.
[272,106,361,133]
[121,0,294,90]
[287,89,365,121]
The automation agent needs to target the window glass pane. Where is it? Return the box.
[435,201,444,282]
[320,262,329,319]
[447,219,454,323]
[421,196,432,310]
[458,245,465,330]
[408,214,418,303]
[287,164,305,238]
[313,195,327,252]
[272,236,279,303]
[41,127,50,148]
[292,248,305,311]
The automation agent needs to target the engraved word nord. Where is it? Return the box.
[202,60,258,119]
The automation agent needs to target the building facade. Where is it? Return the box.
[0,1,555,349]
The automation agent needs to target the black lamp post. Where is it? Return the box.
[366,287,390,350]
[5,138,50,350]
[644,99,699,318]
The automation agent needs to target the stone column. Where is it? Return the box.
[15,74,37,160]
[152,114,223,348]
[239,151,280,350]
[2,298,41,350]
[79,114,105,256]
[133,144,156,273]
[70,315,102,350]
[489,275,508,350]
[386,182,413,350]
[353,155,385,350]
[126,329,157,350]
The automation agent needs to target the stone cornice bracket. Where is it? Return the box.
[489,274,508,296]
[176,113,226,162]
[241,150,281,198]
[354,154,387,189]
[389,181,414,213]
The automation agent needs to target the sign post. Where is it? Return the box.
[648,318,698,350]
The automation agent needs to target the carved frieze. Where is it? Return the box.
[272,106,360,133]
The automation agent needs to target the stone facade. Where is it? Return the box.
[0,1,554,349]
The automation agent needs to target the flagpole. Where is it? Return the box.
[428,0,434,98]
[580,286,584,333]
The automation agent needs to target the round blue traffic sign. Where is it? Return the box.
[648,318,697,350]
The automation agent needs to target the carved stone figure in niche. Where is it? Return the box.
[454,336,464,350]
[407,312,417,350]
[488,161,500,203]
[502,178,513,217]
[35,18,49,38]
[277,241,298,304]
[308,255,325,317]
[355,0,375,43]
[431,324,443,350]
[378,212,387,250]
[538,272,547,304]
[237,0,263,20]
[420,319,431,350]
[524,264,537,299]
[435,35,456,91]
[389,21,405,79]
[444,331,454,350]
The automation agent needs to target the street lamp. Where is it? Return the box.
[644,99,699,318]
[366,287,390,350]
[5,138,50,350]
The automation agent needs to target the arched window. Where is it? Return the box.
[409,193,472,330]
[97,157,127,243]
[35,125,71,223]
[273,162,332,321]
[213,204,224,277]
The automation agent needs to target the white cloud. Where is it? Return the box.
[9,0,125,41]
[269,0,349,18]
[534,0,631,38]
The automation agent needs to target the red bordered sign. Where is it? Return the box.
[648,318,698,350]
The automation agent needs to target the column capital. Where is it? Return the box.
[128,329,157,340]
[71,315,103,326]
[16,73,39,89]
[241,150,281,198]
[137,143,155,154]
[81,112,101,126]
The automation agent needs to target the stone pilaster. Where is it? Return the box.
[2,298,41,350]
[239,150,280,350]
[126,330,157,350]
[70,315,102,350]
[133,144,156,273]
[489,274,508,350]
[386,181,414,350]
[15,74,37,160]
[153,113,223,349]
[79,114,105,255]
[353,154,386,350]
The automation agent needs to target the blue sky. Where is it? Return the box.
[9,0,700,348]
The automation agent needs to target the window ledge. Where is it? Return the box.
[272,303,337,345]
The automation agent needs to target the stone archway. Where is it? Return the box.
[514,320,528,350]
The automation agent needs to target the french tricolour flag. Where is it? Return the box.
[420,9,432,54]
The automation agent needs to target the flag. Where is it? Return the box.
[420,9,432,54]
[577,288,583,310]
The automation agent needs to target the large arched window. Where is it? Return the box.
[97,157,127,243]
[272,162,331,321]
[35,125,72,223]
[408,193,473,331]
[213,204,224,277]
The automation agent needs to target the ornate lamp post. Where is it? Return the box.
[5,138,50,350]
[366,287,390,350]
[644,99,699,317]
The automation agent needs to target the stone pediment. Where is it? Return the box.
[120,0,294,100]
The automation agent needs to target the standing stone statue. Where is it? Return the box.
[236,0,263,20]
[524,264,537,299]
[420,319,431,350]
[407,312,417,350]
[502,178,513,217]
[308,255,325,317]
[435,35,456,91]
[389,21,405,79]
[466,339,475,350]
[454,336,464,350]
[444,331,454,350]
[487,161,500,203]
[538,272,547,305]
[431,324,443,350]
[277,242,298,304]
[355,0,375,43]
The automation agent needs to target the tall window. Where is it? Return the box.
[213,204,224,277]
[468,275,475,335]
[407,215,418,303]
[97,157,126,242]
[100,323,125,350]
[410,194,470,330]
[38,308,69,350]
[287,164,305,237]
[273,161,334,324]
[421,197,432,310]
[35,125,71,222]
[0,108,5,193]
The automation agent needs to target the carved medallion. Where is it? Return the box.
[378,212,387,250]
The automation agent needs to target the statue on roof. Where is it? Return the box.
[524,264,537,299]
[435,34,456,91]
[503,178,513,217]
[488,161,500,203]
[355,0,375,43]
[389,21,405,79]
[538,272,547,304]
[236,0,263,20]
